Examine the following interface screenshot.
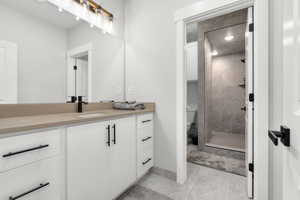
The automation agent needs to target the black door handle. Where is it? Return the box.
[106,125,111,147]
[2,145,49,158]
[112,124,116,144]
[9,182,50,200]
[268,126,290,147]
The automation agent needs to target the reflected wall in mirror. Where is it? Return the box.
[0,0,125,104]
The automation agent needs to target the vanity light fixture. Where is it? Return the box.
[46,0,114,33]
[225,34,234,41]
[74,0,113,21]
[211,50,218,56]
[73,0,114,33]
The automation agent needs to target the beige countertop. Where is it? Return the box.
[0,108,154,135]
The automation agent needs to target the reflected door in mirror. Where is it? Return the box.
[0,41,18,104]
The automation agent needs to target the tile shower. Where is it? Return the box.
[206,53,246,152]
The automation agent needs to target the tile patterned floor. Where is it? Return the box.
[119,163,249,200]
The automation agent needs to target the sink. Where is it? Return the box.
[78,113,106,118]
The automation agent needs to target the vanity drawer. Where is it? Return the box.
[0,157,63,200]
[0,129,62,172]
[137,114,153,130]
[137,149,153,178]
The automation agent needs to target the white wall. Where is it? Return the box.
[68,0,125,102]
[125,0,199,173]
[0,4,67,103]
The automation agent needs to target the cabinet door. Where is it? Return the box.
[110,117,136,198]
[67,121,110,200]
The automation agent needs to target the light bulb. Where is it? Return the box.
[211,50,218,56]
[225,35,234,41]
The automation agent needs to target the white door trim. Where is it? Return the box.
[67,43,93,102]
[174,0,269,199]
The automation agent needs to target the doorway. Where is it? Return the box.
[184,7,254,199]
[67,44,92,102]
[175,0,269,199]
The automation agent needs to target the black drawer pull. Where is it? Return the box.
[2,145,50,158]
[106,125,111,147]
[142,158,152,165]
[142,120,152,123]
[9,182,50,200]
[112,124,116,144]
[142,137,152,142]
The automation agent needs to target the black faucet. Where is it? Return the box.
[77,96,88,113]
[67,96,77,103]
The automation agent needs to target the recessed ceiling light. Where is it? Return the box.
[225,35,234,41]
[211,50,218,56]
[58,7,63,12]
[76,16,80,21]
[90,23,94,28]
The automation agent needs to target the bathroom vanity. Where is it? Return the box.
[0,105,154,200]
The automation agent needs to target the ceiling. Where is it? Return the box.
[0,0,81,29]
[206,23,246,56]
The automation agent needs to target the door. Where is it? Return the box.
[245,7,254,199]
[281,0,300,198]
[67,121,110,200]
[0,41,18,104]
[77,58,88,97]
[109,117,136,199]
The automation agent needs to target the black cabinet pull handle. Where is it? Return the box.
[142,137,152,142]
[106,125,111,147]
[9,182,50,200]
[142,158,152,165]
[112,124,116,144]
[2,145,50,158]
[142,120,152,123]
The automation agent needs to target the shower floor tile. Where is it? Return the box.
[206,131,245,152]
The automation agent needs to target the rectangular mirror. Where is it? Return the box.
[0,0,124,104]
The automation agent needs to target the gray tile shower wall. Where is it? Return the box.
[209,53,246,135]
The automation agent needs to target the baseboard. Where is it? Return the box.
[150,167,177,181]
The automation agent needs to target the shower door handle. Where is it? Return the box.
[241,106,246,111]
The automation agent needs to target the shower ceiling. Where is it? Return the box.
[206,23,247,56]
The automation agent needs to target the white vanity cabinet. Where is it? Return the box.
[136,114,154,178]
[0,112,154,200]
[0,129,64,200]
[67,116,137,200]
